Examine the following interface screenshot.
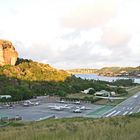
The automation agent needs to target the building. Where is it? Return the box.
[81,88,94,94]
[94,90,110,96]
[0,95,11,99]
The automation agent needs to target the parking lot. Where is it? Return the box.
[0,101,104,121]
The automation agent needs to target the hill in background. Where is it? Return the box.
[67,66,140,77]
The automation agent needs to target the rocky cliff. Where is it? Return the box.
[0,40,18,66]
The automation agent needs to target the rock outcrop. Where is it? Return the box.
[0,40,18,66]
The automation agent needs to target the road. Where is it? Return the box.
[102,92,140,117]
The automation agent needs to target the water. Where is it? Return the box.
[75,74,140,84]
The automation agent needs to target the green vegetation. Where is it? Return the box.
[112,79,136,87]
[62,95,101,103]
[0,76,129,102]
[126,86,140,97]
[1,58,69,82]
[0,114,140,140]
[0,59,133,101]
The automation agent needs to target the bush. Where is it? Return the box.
[112,79,136,87]
[88,89,96,95]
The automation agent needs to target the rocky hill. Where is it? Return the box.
[0,58,70,82]
[0,40,69,82]
[0,39,71,101]
[0,40,18,66]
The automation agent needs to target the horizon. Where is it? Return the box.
[64,65,140,70]
[0,0,140,69]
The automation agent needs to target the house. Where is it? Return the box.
[81,88,94,94]
[111,91,116,96]
[0,95,11,99]
[94,90,110,96]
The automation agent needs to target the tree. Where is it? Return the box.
[88,89,96,95]
[57,90,67,97]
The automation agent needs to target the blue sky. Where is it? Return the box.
[0,0,140,69]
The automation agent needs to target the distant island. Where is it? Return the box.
[67,66,140,78]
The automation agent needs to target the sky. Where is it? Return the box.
[0,0,140,69]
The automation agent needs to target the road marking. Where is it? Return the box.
[123,107,126,110]
[105,110,116,117]
[112,111,121,116]
[123,111,128,115]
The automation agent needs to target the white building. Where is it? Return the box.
[94,90,110,96]
[81,88,94,94]
[0,95,11,99]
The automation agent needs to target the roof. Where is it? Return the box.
[95,90,110,95]
[0,95,12,99]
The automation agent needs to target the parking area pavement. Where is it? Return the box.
[0,102,104,121]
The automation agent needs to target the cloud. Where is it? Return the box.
[0,0,140,69]
[101,28,131,47]
[62,0,117,29]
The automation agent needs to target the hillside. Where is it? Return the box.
[97,66,140,77]
[0,114,140,140]
[67,66,140,77]
[67,68,98,74]
[0,40,133,102]
[0,58,132,101]
[0,58,109,101]
[0,58,70,82]
[0,58,72,101]
[0,40,69,82]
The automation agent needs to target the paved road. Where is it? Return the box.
[102,92,140,117]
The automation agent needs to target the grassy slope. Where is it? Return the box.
[0,59,70,82]
[0,115,140,140]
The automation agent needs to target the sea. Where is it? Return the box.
[75,74,140,84]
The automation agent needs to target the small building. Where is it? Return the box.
[111,91,116,96]
[94,90,110,96]
[81,88,94,94]
[0,95,11,99]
